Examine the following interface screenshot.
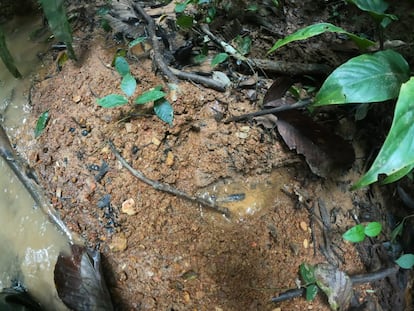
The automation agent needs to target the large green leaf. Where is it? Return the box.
[268,23,375,53]
[314,50,409,106]
[39,0,75,59]
[97,94,128,108]
[353,77,414,189]
[347,0,397,25]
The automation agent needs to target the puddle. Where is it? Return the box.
[0,16,70,310]
[199,169,294,218]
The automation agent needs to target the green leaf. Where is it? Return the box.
[115,56,130,76]
[121,73,137,97]
[381,163,414,184]
[300,263,316,284]
[211,53,229,67]
[154,98,174,125]
[129,37,147,48]
[234,35,252,56]
[391,222,404,242]
[306,284,319,301]
[268,23,375,53]
[176,15,194,29]
[395,254,414,269]
[364,222,382,237]
[347,0,388,14]
[314,50,410,106]
[343,224,365,243]
[175,0,191,13]
[97,94,128,108]
[35,110,49,138]
[135,90,166,105]
[39,0,75,59]
[353,77,414,189]
[347,0,397,26]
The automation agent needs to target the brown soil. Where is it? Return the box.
[11,1,414,310]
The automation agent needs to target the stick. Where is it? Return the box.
[168,67,227,92]
[131,2,179,84]
[0,125,80,244]
[224,98,312,123]
[271,265,399,303]
[108,140,231,217]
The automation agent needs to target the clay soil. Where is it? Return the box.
[11,1,414,310]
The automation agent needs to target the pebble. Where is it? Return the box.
[152,137,161,146]
[109,233,128,252]
[183,291,191,303]
[166,151,174,166]
[303,238,309,249]
[72,95,81,103]
[121,198,138,216]
[300,221,308,232]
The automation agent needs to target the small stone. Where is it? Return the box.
[152,137,161,146]
[166,151,174,166]
[121,198,137,216]
[73,95,81,103]
[236,131,249,139]
[272,308,281,311]
[303,238,309,249]
[109,233,127,252]
[125,123,133,133]
[300,221,308,232]
[183,291,191,303]
[240,126,250,133]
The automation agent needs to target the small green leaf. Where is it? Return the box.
[97,94,128,108]
[314,50,410,106]
[347,0,389,14]
[129,37,147,48]
[353,77,414,189]
[364,222,382,237]
[115,56,130,76]
[234,35,252,56]
[268,23,375,54]
[120,73,137,97]
[176,14,194,29]
[111,49,127,66]
[300,263,316,284]
[154,98,174,125]
[175,0,191,13]
[306,284,319,301]
[211,53,228,67]
[395,254,414,269]
[343,224,365,243]
[35,110,49,138]
[135,90,166,105]
[391,222,404,242]
[194,54,207,64]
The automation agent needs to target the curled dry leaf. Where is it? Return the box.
[314,263,353,311]
[256,78,355,177]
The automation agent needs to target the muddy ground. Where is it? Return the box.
[8,0,414,310]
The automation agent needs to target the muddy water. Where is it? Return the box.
[199,169,294,218]
[0,16,70,310]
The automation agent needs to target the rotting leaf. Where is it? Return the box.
[257,78,355,177]
[35,110,49,138]
[314,263,352,311]
[274,110,355,177]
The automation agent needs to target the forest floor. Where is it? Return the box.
[11,0,414,310]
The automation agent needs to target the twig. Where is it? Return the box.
[131,2,179,84]
[0,125,80,244]
[108,140,231,217]
[224,98,312,123]
[271,265,400,303]
[200,24,331,76]
[168,67,227,92]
